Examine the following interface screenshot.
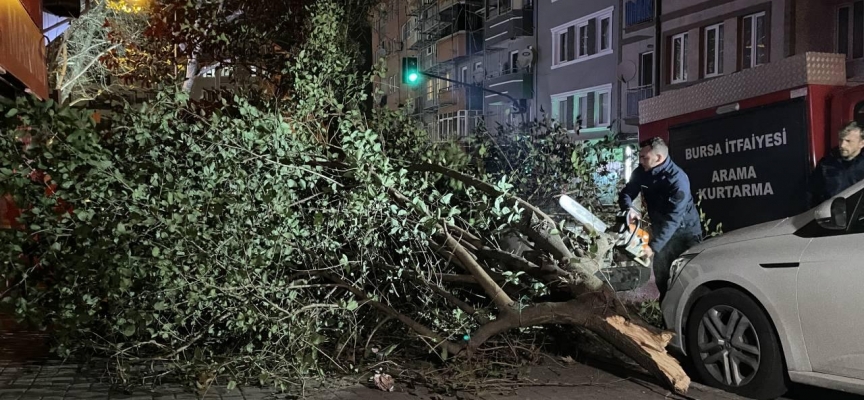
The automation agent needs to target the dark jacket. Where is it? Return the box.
[618,157,702,252]
[809,149,864,208]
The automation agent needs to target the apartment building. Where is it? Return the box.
[618,0,656,136]
[371,0,485,141]
[482,0,535,128]
[536,0,619,140]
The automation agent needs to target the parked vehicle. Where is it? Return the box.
[662,179,864,399]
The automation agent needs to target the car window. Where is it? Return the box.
[847,190,864,234]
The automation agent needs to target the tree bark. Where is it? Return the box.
[465,297,689,394]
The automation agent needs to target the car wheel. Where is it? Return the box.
[685,288,788,400]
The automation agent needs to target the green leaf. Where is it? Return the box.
[152,247,161,257]
[5,108,18,117]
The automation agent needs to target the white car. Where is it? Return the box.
[662,179,864,400]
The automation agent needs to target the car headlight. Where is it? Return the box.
[668,253,698,287]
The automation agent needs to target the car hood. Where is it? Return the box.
[689,216,803,252]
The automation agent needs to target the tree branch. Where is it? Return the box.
[429,285,489,325]
[322,272,463,357]
[382,180,515,311]
[465,298,688,394]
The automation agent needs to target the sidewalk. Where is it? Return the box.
[1,315,746,400]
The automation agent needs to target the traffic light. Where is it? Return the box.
[401,57,420,85]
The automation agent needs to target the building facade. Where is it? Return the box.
[618,0,656,138]
[482,0,535,129]
[536,0,619,141]
[371,0,485,141]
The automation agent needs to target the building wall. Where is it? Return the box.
[658,0,787,92]
[483,35,535,128]
[537,0,619,140]
[619,0,657,137]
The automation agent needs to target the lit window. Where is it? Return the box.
[550,84,612,131]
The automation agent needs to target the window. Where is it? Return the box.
[510,50,519,73]
[597,91,609,126]
[220,67,232,77]
[488,0,512,18]
[671,32,688,84]
[202,67,216,78]
[550,84,612,131]
[557,28,575,63]
[426,79,434,101]
[837,3,864,59]
[578,22,590,57]
[577,92,588,127]
[639,51,654,86]
[742,12,767,69]
[461,66,468,82]
[551,6,614,68]
[600,16,611,51]
[389,75,396,93]
[704,23,724,77]
[427,45,435,56]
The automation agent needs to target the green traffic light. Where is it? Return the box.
[401,57,420,85]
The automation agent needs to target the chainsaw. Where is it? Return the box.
[558,195,652,291]
[612,210,652,267]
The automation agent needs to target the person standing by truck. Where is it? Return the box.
[809,122,864,207]
[618,137,703,303]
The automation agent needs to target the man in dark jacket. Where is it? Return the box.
[809,122,864,208]
[618,137,702,303]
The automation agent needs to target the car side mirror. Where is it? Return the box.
[831,197,848,230]
[815,197,849,230]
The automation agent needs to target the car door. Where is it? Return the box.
[797,188,864,380]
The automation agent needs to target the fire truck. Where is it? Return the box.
[637,52,864,233]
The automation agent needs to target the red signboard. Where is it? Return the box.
[0,0,48,99]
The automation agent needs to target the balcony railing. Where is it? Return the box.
[626,85,654,118]
[624,0,654,27]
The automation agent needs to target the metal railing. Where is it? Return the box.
[626,85,654,118]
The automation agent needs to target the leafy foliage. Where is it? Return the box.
[2,0,634,393]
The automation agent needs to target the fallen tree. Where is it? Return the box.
[0,0,688,395]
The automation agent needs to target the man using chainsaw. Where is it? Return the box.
[618,137,702,303]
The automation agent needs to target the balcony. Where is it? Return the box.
[436,31,481,63]
[626,85,654,118]
[438,85,484,110]
[624,0,654,28]
[485,2,533,50]
[484,69,533,101]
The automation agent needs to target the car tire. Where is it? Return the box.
[685,288,788,400]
